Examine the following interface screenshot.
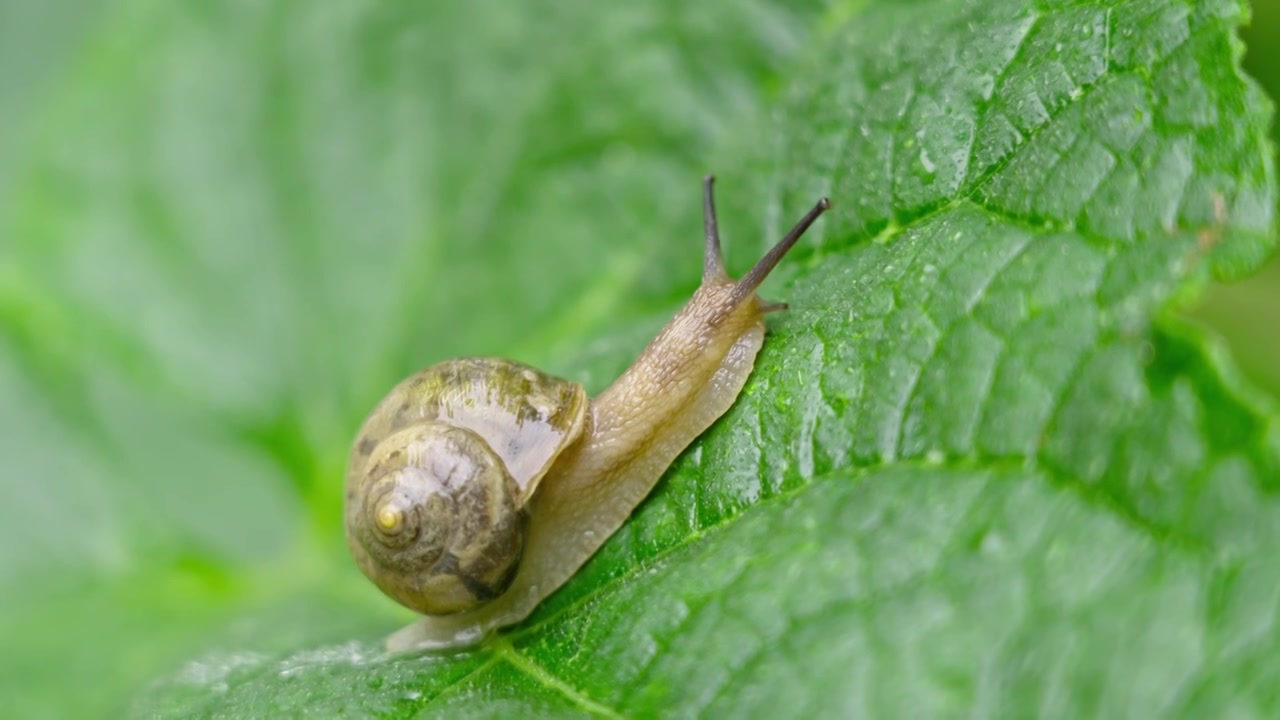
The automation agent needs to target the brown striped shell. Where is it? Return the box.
[345,358,588,615]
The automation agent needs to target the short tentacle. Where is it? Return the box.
[703,175,729,282]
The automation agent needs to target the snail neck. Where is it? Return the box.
[513,283,767,611]
[591,281,766,450]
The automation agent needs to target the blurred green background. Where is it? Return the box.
[0,0,1277,716]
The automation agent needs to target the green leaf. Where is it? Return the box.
[0,0,1276,717]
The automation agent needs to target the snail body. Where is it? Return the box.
[346,177,830,652]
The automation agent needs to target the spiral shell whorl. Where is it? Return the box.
[345,358,588,618]
[353,423,526,615]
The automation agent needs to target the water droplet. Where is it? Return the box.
[975,74,996,100]
[919,147,937,177]
[174,652,269,689]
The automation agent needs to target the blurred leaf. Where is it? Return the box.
[0,0,1276,717]
[1184,0,1280,398]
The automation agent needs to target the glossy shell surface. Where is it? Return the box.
[346,358,588,614]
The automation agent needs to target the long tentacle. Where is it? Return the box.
[732,197,831,302]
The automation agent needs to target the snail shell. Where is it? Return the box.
[346,358,586,614]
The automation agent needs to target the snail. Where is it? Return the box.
[346,177,830,652]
